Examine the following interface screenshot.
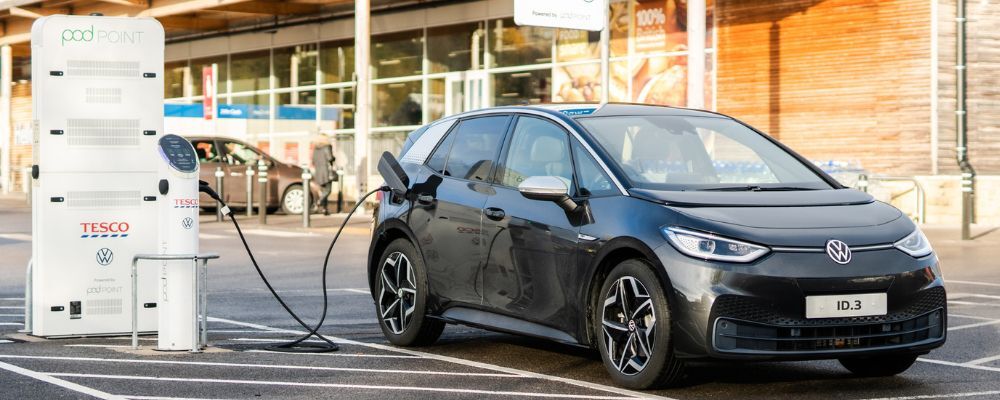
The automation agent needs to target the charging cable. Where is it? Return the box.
[199,180,387,353]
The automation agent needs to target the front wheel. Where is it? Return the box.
[839,354,918,377]
[281,184,305,215]
[595,259,685,389]
[375,239,444,346]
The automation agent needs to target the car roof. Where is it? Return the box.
[487,102,725,119]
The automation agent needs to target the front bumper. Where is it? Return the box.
[655,243,946,360]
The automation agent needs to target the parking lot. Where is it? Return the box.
[2,194,1000,400]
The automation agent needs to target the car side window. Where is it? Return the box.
[191,140,221,163]
[572,141,618,197]
[497,116,574,189]
[428,115,510,181]
[222,141,262,165]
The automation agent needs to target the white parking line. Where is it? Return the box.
[0,361,122,400]
[951,293,1000,301]
[963,353,1000,366]
[46,373,633,400]
[949,319,1000,331]
[950,314,998,321]
[0,340,12,344]
[948,300,1000,308]
[208,316,674,400]
[245,349,421,359]
[0,354,519,378]
[948,280,1000,288]
[64,344,134,349]
[338,288,371,295]
[858,390,1000,400]
[918,358,1000,373]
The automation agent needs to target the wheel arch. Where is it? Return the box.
[368,218,423,301]
[583,237,676,347]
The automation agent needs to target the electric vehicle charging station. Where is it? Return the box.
[28,15,165,337]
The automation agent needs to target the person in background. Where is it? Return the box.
[311,135,337,216]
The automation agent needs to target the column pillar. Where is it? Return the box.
[687,0,706,109]
[354,0,371,210]
[0,45,12,194]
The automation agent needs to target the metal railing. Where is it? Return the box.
[857,174,926,224]
[131,253,219,352]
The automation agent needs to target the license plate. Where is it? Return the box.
[805,293,887,319]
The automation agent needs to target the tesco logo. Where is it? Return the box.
[175,198,199,206]
[80,222,130,234]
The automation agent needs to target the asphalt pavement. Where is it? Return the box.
[2,193,1000,400]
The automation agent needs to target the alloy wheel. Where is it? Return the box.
[602,276,657,376]
[378,251,417,334]
[283,187,305,214]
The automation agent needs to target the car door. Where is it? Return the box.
[481,115,582,333]
[219,139,269,206]
[190,138,227,205]
[407,114,512,307]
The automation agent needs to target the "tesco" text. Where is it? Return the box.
[80,222,130,233]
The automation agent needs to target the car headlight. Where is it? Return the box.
[662,227,770,263]
[894,228,933,258]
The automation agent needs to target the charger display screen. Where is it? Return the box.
[158,134,198,173]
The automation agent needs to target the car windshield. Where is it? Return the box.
[577,115,832,191]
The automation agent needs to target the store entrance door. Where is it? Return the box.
[444,71,489,116]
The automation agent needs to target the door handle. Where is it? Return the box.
[484,207,505,221]
[416,194,435,204]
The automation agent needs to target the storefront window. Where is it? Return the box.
[554,63,601,103]
[370,131,408,166]
[230,50,270,93]
[277,90,317,106]
[191,56,227,97]
[372,30,423,79]
[321,88,355,130]
[275,44,318,88]
[427,22,484,73]
[491,18,553,67]
[320,40,355,84]
[427,78,445,121]
[231,93,270,107]
[609,0,630,57]
[632,55,687,106]
[374,81,422,127]
[555,29,599,62]
[494,69,550,106]
[164,60,187,99]
[634,0,688,55]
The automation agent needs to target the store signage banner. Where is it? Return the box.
[514,0,607,32]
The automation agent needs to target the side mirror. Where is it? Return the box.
[518,176,579,213]
[377,151,409,196]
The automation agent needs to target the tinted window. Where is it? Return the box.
[573,141,617,197]
[439,116,510,181]
[498,117,573,188]
[222,141,262,165]
[426,126,457,174]
[191,140,221,162]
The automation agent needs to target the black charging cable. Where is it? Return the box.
[199,180,387,353]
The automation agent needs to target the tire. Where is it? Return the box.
[374,238,444,346]
[595,259,685,389]
[281,184,306,215]
[839,354,918,377]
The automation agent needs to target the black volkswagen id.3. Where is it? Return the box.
[369,103,945,389]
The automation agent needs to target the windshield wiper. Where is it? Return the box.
[696,185,820,192]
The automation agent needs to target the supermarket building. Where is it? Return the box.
[0,0,997,225]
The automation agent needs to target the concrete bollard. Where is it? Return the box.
[257,159,268,225]
[214,167,225,222]
[302,167,312,228]
[246,165,254,217]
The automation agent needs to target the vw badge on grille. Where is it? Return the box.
[826,239,852,264]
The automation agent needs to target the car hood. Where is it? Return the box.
[636,189,914,247]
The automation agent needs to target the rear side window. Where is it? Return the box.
[426,115,511,181]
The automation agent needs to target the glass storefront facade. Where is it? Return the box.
[162,0,715,174]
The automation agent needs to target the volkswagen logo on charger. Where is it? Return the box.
[182,217,194,230]
[96,248,114,266]
[826,239,852,264]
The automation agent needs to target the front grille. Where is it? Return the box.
[712,286,946,326]
[711,287,947,354]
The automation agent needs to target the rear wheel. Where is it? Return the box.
[595,259,685,389]
[375,239,444,346]
[281,184,305,215]
[839,354,918,377]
